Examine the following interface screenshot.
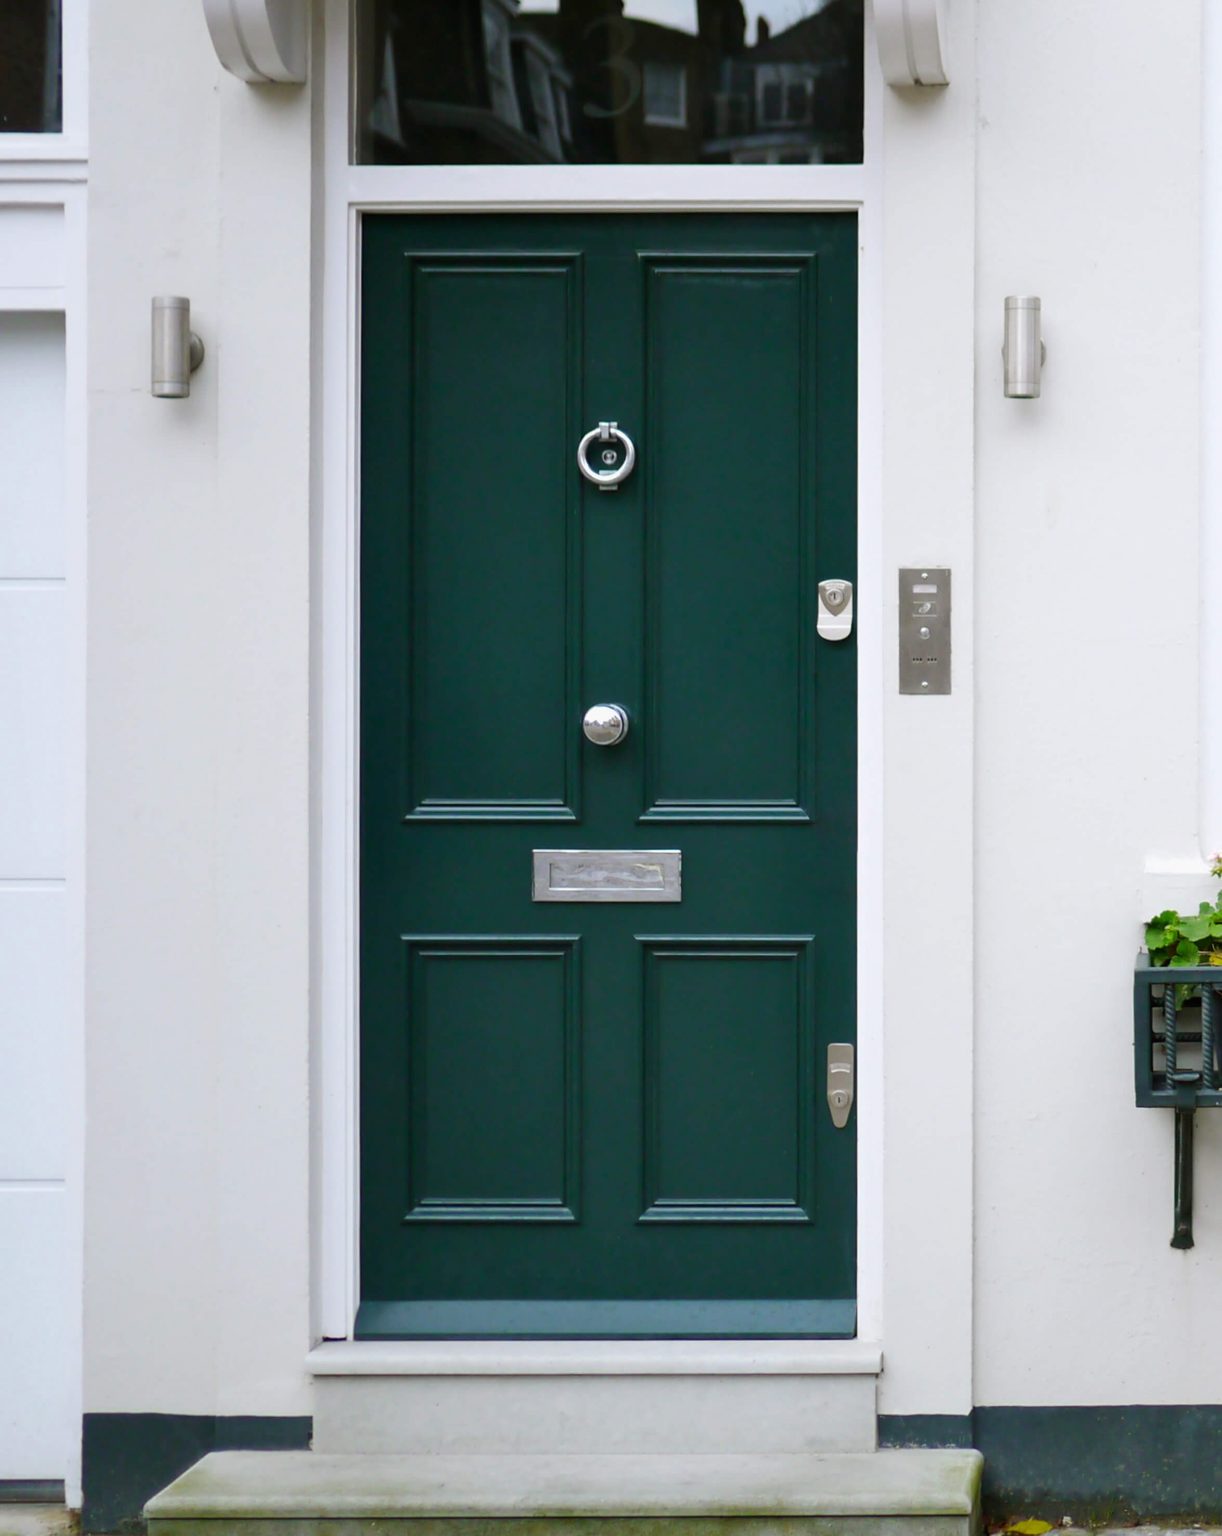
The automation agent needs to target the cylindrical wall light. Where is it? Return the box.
[1003,296,1045,399]
[151,296,205,399]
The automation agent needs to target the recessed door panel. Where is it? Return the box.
[641,938,814,1224]
[360,214,857,1338]
[402,937,581,1223]
[404,256,581,820]
[642,258,813,821]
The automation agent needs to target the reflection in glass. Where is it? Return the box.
[0,1,62,133]
[355,1,862,166]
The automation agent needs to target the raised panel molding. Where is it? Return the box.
[639,937,815,1225]
[202,0,308,84]
[402,254,582,822]
[640,256,814,823]
[401,936,581,1223]
[875,0,949,88]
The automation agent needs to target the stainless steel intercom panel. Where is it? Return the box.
[899,567,951,695]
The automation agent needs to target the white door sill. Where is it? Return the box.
[307,1338,882,1377]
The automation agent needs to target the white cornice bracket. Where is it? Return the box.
[874,0,949,87]
[203,0,308,84]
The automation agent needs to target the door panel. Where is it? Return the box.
[643,258,812,819]
[404,254,582,820]
[641,937,814,1223]
[402,936,581,1223]
[360,213,857,1338]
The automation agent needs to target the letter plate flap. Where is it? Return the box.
[533,850,681,903]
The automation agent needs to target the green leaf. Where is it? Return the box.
[1201,901,1216,916]
[1172,938,1201,966]
[1180,916,1214,943]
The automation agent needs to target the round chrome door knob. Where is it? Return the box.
[582,703,630,746]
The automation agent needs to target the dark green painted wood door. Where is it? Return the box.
[359,214,857,1339]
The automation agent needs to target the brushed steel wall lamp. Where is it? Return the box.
[1003,296,1045,399]
[151,296,205,399]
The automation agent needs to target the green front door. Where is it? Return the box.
[359,213,857,1338]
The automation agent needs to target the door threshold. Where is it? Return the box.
[308,1337,882,1377]
[354,1299,856,1340]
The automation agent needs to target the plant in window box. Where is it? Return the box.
[1135,856,1222,1248]
[1144,855,1222,982]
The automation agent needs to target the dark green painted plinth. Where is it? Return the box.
[82,1416,311,1535]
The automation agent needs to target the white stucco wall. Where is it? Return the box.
[85,1,313,1416]
[80,0,1216,1427]
[876,7,977,1417]
[972,1,1214,1404]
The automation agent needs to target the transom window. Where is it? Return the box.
[353,0,863,166]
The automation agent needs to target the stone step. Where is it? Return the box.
[145,1449,983,1536]
[308,1341,881,1455]
[0,1507,74,1536]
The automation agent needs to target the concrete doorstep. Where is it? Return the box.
[144,1450,983,1536]
[0,1508,75,1536]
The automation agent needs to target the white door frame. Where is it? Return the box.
[313,0,886,1352]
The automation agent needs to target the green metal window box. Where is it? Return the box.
[1134,952,1222,1109]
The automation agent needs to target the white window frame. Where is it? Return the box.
[481,0,523,131]
[756,64,814,130]
[0,0,87,1499]
[642,60,688,129]
[1,0,87,163]
[519,36,564,158]
[314,0,884,1358]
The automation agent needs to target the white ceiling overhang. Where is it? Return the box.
[202,0,948,92]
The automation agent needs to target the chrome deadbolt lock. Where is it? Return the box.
[582,703,629,746]
[827,1043,854,1128]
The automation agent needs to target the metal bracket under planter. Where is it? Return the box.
[1134,952,1222,1248]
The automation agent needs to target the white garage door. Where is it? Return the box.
[0,311,69,1484]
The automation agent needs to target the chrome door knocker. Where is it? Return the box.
[577,420,636,491]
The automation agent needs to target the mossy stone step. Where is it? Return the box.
[145,1450,982,1536]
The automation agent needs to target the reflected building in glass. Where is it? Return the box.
[356,0,863,166]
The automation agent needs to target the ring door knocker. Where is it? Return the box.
[577,420,636,491]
